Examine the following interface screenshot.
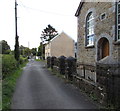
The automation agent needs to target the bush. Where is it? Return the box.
[2,55,28,78]
[47,56,51,68]
[19,56,28,64]
[58,56,66,75]
[2,55,18,78]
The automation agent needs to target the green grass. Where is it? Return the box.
[35,59,46,63]
[48,68,73,84]
[0,80,2,110]
[35,59,42,61]
[2,62,28,110]
[0,54,2,110]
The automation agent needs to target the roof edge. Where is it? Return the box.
[75,0,84,17]
[47,31,74,44]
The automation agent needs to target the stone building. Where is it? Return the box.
[75,1,120,107]
[45,32,75,59]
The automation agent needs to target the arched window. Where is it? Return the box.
[117,2,120,41]
[86,12,94,46]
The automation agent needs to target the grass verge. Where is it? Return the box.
[35,59,46,63]
[48,68,73,84]
[2,62,28,110]
[0,80,2,110]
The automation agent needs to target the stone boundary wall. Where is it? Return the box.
[47,56,76,79]
[96,63,120,108]
[76,62,120,108]
[47,56,120,108]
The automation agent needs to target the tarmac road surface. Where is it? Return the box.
[11,60,99,109]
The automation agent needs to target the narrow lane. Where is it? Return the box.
[11,60,99,109]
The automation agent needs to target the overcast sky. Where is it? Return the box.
[0,0,80,50]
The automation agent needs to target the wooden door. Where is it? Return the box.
[102,39,109,58]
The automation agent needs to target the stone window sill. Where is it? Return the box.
[113,40,120,45]
[85,45,94,48]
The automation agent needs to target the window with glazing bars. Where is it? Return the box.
[86,12,94,46]
[117,2,120,40]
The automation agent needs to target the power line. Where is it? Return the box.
[18,0,74,17]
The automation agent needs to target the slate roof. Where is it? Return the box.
[75,0,84,17]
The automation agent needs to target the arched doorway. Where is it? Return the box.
[97,38,109,60]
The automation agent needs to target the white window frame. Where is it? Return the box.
[117,2,120,41]
[86,12,94,47]
[100,12,106,21]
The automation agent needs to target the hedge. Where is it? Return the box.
[2,55,28,78]
[19,56,28,64]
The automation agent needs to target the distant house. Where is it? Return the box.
[45,32,75,59]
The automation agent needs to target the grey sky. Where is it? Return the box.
[0,0,80,50]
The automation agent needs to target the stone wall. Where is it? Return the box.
[77,2,119,65]
[77,62,96,82]
[76,62,120,108]
[47,56,76,78]
[76,2,120,108]
[47,56,120,108]
[96,63,120,108]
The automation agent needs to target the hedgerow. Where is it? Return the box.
[2,55,17,78]
[2,54,28,78]
[19,56,28,64]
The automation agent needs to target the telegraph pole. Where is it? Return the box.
[15,0,18,38]
[14,0,20,62]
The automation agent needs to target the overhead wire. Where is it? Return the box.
[17,0,74,17]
